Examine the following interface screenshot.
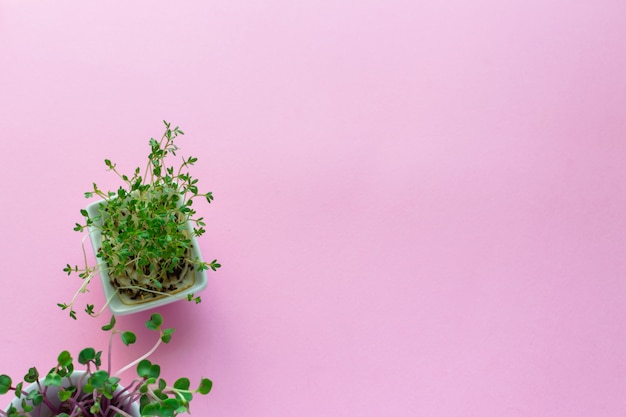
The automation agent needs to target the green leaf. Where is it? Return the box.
[209,260,221,271]
[145,313,163,331]
[89,370,109,389]
[78,348,96,365]
[101,315,116,331]
[153,387,167,401]
[160,407,176,417]
[58,389,73,402]
[141,402,159,416]
[161,328,175,344]
[95,351,102,367]
[173,378,190,390]
[57,351,72,367]
[44,372,62,387]
[148,364,161,379]
[180,390,193,402]
[197,378,212,395]
[121,331,136,346]
[158,378,167,391]
[0,374,12,394]
[90,401,101,414]
[27,390,44,406]
[163,398,181,409]
[24,368,38,383]
[58,366,72,378]
[137,360,152,378]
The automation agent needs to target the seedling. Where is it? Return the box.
[60,121,221,319]
[0,313,212,417]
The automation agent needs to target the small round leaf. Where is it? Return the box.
[0,375,12,394]
[197,378,212,395]
[78,348,96,365]
[137,360,152,378]
[121,331,137,346]
[24,368,39,383]
[57,351,72,367]
[44,372,62,387]
[146,313,163,331]
[173,378,190,391]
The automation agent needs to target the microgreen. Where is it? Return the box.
[0,314,212,417]
[61,121,220,319]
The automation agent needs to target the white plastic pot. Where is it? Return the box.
[85,198,209,316]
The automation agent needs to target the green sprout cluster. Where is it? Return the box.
[1,122,218,417]
[59,121,221,319]
[0,314,212,417]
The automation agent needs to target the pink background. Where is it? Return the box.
[1,1,626,415]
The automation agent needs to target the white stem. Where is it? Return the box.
[113,336,162,377]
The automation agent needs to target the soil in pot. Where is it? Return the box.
[95,195,202,306]
[108,247,197,305]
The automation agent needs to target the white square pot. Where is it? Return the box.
[85,199,208,316]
